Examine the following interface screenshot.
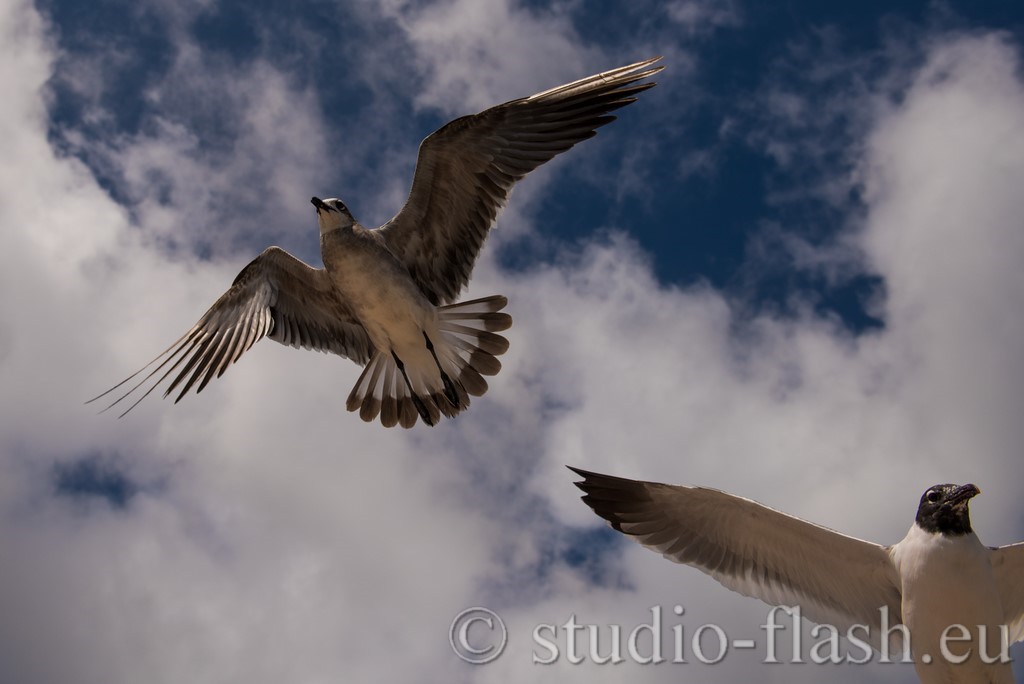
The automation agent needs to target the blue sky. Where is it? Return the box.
[4,0,1024,682]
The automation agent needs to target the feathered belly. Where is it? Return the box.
[327,248,436,352]
[903,559,1011,683]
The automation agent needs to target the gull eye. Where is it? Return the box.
[926,489,941,504]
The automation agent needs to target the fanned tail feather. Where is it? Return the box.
[345,295,512,428]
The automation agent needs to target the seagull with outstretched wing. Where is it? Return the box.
[89,57,663,427]
[571,467,1024,683]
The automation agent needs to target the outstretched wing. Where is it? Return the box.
[571,467,904,651]
[992,542,1024,643]
[89,246,373,416]
[378,57,663,305]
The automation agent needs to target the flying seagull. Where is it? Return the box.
[88,57,663,428]
[571,467,1024,683]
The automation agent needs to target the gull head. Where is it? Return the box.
[915,483,981,536]
[311,196,354,234]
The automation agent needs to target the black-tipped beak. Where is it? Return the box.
[950,484,981,505]
[311,197,326,211]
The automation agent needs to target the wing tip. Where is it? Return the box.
[525,56,665,104]
[615,55,664,76]
[568,465,653,533]
[568,465,647,490]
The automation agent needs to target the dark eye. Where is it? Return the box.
[926,489,941,503]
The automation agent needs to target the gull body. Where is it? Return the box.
[571,469,1024,682]
[315,197,459,423]
[316,200,433,363]
[89,57,664,427]
[890,493,1014,683]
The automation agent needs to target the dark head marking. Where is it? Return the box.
[915,483,980,536]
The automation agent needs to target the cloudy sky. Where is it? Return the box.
[3,0,1024,682]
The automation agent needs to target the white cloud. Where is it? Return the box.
[666,0,742,36]
[2,1,1024,683]
[371,0,596,114]
[60,56,335,256]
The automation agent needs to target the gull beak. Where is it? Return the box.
[950,484,981,506]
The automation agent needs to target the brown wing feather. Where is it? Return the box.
[88,246,373,416]
[571,467,904,650]
[378,57,664,305]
